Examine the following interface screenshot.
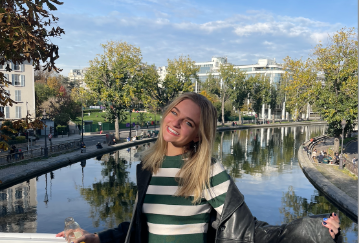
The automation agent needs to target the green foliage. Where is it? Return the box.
[142,56,199,112]
[35,83,57,115]
[14,136,25,142]
[84,41,144,139]
[282,57,318,120]
[313,28,358,136]
[246,74,271,115]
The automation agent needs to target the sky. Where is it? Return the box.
[50,0,358,76]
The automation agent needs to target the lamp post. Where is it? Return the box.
[81,105,84,142]
[42,110,48,157]
[129,105,132,138]
[339,119,347,170]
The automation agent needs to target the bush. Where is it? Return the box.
[15,136,26,142]
[83,109,103,113]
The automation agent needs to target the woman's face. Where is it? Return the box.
[162,99,201,148]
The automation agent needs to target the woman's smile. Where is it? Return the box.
[167,126,179,136]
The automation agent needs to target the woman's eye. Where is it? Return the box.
[171,111,177,115]
[186,121,193,127]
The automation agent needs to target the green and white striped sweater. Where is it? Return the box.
[143,155,230,243]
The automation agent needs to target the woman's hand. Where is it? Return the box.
[56,229,100,243]
[322,212,340,239]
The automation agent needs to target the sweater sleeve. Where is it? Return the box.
[203,162,230,216]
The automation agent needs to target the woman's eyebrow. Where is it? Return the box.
[173,107,196,126]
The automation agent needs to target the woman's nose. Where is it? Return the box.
[172,118,181,127]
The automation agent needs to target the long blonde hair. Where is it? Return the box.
[142,92,217,203]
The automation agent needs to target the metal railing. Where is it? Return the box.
[0,139,82,167]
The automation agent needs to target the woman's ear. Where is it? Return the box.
[193,136,199,143]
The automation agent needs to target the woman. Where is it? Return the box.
[57,92,341,243]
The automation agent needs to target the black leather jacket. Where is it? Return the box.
[97,163,342,243]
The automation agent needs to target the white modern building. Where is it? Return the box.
[68,68,88,88]
[0,61,36,120]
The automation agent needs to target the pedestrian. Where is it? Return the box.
[352,157,357,165]
[57,92,341,243]
[146,121,149,129]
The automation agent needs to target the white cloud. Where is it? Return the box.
[54,9,346,75]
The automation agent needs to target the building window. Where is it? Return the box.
[15,189,22,199]
[16,106,21,118]
[0,192,6,201]
[13,64,22,71]
[11,74,24,86]
[15,90,21,102]
[5,107,9,118]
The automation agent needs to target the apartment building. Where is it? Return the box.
[0,61,36,120]
[68,68,88,88]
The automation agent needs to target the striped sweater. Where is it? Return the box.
[143,155,230,243]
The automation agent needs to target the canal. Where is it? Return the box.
[0,125,357,242]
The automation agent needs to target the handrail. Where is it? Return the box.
[0,139,82,167]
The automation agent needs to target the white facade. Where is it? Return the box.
[0,61,36,120]
[0,178,37,232]
[68,68,88,88]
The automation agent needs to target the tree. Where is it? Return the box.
[142,56,199,113]
[34,82,57,116]
[282,57,318,121]
[230,70,247,124]
[203,64,238,126]
[312,28,358,136]
[246,74,271,117]
[41,96,81,126]
[0,0,64,117]
[85,41,144,140]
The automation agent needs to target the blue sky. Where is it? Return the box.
[51,0,357,76]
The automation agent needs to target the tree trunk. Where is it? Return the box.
[238,109,242,125]
[220,132,224,162]
[221,95,225,126]
[115,116,120,141]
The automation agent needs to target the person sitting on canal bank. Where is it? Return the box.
[57,92,341,243]
[96,142,103,149]
[312,149,317,159]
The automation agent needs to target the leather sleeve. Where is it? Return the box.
[96,222,130,243]
[253,214,343,243]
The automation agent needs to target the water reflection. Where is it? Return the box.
[77,152,137,229]
[0,179,37,232]
[0,126,356,242]
[280,186,358,242]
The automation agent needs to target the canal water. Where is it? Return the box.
[0,125,357,242]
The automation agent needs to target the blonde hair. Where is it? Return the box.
[141,92,217,203]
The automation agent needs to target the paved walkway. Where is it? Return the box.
[311,136,358,200]
[298,136,358,221]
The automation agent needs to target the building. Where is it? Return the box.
[0,61,36,120]
[68,68,88,88]
[0,178,37,232]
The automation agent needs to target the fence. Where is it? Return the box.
[0,139,82,167]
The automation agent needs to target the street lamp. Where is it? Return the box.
[129,105,133,138]
[42,110,48,157]
[339,119,347,169]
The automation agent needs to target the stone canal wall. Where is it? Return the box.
[298,141,358,222]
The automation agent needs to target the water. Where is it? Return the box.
[0,125,357,242]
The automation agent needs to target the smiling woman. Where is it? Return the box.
[57,92,342,243]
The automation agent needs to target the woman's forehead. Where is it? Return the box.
[174,100,201,122]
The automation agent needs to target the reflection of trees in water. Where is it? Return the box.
[217,126,329,178]
[78,152,137,229]
[279,186,358,242]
